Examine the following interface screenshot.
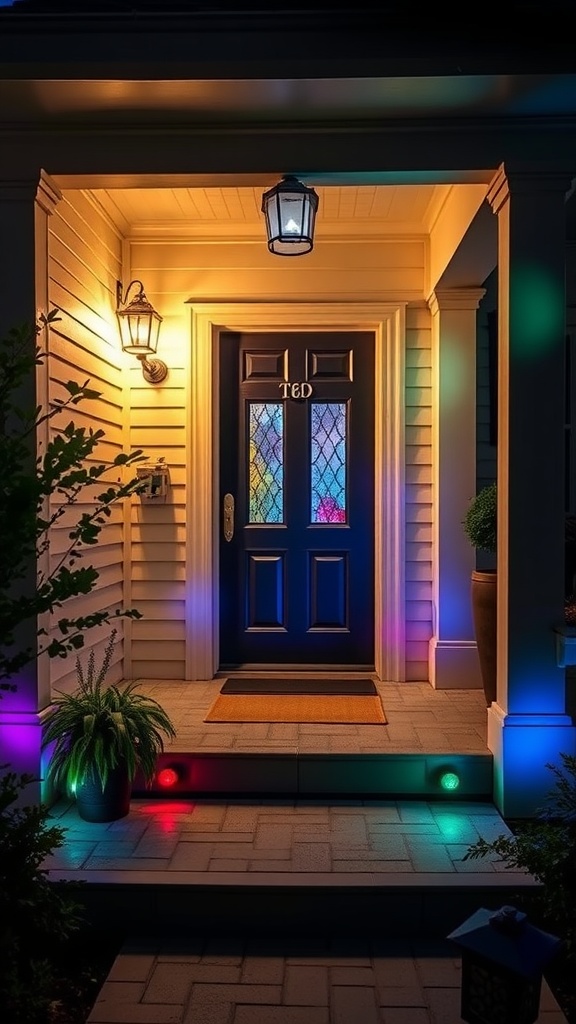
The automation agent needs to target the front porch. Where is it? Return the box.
[122,676,491,800]
[1,33,576,819]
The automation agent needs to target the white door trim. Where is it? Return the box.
[185,302,406,682]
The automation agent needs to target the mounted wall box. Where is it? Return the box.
[136,461,170,502]
[552,625,576,666]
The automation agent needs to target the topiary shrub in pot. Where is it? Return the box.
[42,630,176,822]
[463,481,497,557]
[464,486,576,704]
[463,482,497,706]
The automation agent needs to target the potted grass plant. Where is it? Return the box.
[42,630,176,822]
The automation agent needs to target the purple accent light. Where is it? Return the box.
[0,713,43,802]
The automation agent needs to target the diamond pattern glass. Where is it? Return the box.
[248,403,284,523]
[311,402,347,523]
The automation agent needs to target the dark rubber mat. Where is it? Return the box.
[220,678,377,695]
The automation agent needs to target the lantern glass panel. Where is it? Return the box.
[461,955,542,1024]
[262,178,318,255]
[118,309,161,355]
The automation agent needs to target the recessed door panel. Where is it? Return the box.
[309,554,348,629]
[307,349,352,380]
[243,349,287,381]
[247,553,286,629]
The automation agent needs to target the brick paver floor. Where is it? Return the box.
[46,798,517,879]
[42,798,568,1023]
[133,678,488,755]
[87,935,566,1024]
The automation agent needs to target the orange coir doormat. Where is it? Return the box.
[204,693,387,724]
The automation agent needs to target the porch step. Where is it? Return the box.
[64,870,538,941]
[46,792,527,943]
[134,751,493,800]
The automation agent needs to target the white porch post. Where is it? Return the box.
[0,171,61,790]
[487,165,576,817]
[428,289,485,690]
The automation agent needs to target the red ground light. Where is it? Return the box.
[156,767,179,788]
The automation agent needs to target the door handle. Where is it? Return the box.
[223,493,235,542]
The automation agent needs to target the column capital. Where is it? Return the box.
[0,170,61,214]
[36,170,62,216]
[427,287,486,316]
[487,163,573,215]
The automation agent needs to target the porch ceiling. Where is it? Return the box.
[88,182,465,240]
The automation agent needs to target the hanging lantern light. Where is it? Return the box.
[116,279,167,383]
[261,175,319,256]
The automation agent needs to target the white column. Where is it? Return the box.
[487,165,576,817]
[428,289,485,689]
[0,171,61,791]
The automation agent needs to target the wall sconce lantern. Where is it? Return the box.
[116,279,167,383]
[261,175,319,255]
[448,905,561,1024]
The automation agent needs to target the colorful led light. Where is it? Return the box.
[157,767,179,788]
[439,771,460,791]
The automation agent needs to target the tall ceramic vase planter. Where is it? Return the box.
[471,570,497,707]
[463,484,498,707]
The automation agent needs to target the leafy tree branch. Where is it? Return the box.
[0,311,145,689]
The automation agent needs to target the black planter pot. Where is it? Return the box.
[75,763,132,822]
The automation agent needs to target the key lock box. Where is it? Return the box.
[136,460,170,502]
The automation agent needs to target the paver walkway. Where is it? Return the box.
[42,798,568,1023]
[88,934,566,1024]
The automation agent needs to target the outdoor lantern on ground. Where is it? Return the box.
[261,175,319,255]
[116,278,167,383]
[448,905,561,1024]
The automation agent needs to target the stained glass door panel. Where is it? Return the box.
[219,331,374,667]
[248,403,284,523]
[311,402,347,524]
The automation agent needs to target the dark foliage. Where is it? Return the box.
[0,768,85,1022]
[0,311,145,690]
[465,754,576,1022]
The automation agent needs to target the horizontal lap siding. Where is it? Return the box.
[129,235,427,680]
[405,305,432,681]
[477,271,497,492]
[132,238,425,302]
[127,369,187,680]
[47,203,432,684]
[48,192,125,694]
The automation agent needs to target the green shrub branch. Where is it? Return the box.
[0,310,145,688]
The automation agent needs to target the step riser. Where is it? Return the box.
[135,752,493,799]
[73,882,536,939]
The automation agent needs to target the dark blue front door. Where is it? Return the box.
[219,331,374,668]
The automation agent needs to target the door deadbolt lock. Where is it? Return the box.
[223,493,235,542]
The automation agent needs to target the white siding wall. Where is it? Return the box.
[129,238,425,304]
[47,192,126,694]
[128,369,188,680]
[405,305,433,681]
[126,234,432,681]
[477,270,498,496]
